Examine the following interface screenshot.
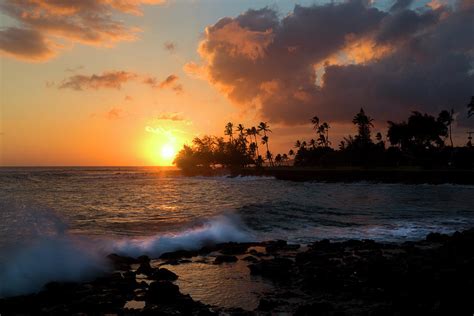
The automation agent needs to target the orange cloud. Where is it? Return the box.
[156,112,186,121]
[106,107,124,120]
[0,0,165,61]
[200,20,274,61]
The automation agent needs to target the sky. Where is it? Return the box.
[0,0,473,166]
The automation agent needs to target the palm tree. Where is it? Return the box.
[309,138,316,149]
[258,122,273,165]
[339,140,346,150]
[467,96,474,118]
[311,116,320,130]
[236,124,245,139]
[282,153,289,166]
[275,154,282,166]
[248,126,260,157]
[224,122,234,142]
[288,149,295,157]
[438,109,454,147]
[320,122,330,146]
[249,142,257,159]
[294,140,301,148]
[352,108,374,143]
[265,150,273,165]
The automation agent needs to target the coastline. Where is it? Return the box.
[1,228,473,315]
[238,167,474,184]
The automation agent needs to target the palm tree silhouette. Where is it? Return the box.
[320,122,330,146]
[224,122,234,142]
[438,109,454,147]
[258,122,273,166]
[352,108,374,143]
[248,126,260,158]
[467,96,474,118]
[309,139,316,149]
[275,153,282,166]
[236,124,245,140]
[311,116,320,130]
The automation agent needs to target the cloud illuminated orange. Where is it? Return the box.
[0,0,166,61]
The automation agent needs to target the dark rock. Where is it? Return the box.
[151,268,178,281]
[145,281,180,303]
[136,261,154,276]
[218,242,252,255]
[242,255,259,263]
[295,301,334,316]
[137,255,150,264]
[213,255,238,264]
[159,249,198,260]
[248,249,265,257]
[107,253,136,270]
[248,257,294,280]
[426,232,449,243]
[257,298,283,311]
[265,240,287,253]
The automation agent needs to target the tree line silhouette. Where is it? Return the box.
[174,97,474,173]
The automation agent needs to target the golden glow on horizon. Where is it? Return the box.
[141,131,183,166]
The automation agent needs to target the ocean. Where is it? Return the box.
[1,167,473,299]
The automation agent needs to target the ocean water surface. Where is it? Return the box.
[1,167,473,301]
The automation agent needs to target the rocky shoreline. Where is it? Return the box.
[1,229,474,315]
[238,168,474,185]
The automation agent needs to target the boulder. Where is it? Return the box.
[151,268,178,281]
[145,281,180,304]
[213,255,238,264]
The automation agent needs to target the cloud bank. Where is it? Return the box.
[0,0,165,61]
[58,70,183,93]
[189,0,474,125]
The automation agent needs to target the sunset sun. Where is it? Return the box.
[1,0,473,313]
[161,144,176,160]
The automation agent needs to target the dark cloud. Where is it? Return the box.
[164,41,176,53]
[0,0,165,61]
[390,0,414,12]
[59,71,183,93]
[65,65,84,72]
[191,0,474,126]
[59,71,138,90]
[0,27,56,61]
[376,9,439,43]
[144,74,183,93]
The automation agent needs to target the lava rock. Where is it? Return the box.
[159,249,198,260]
[151,268,178,281]
[145,281,180,303]
[248,257,294,280]
[213,255,238,264]
[107,253,136,270]
[136,261,154,276]
[242,255,259,263]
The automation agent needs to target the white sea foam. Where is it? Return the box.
[0,237,106,297]
[0,208,251,297]
[112,214,252,257]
